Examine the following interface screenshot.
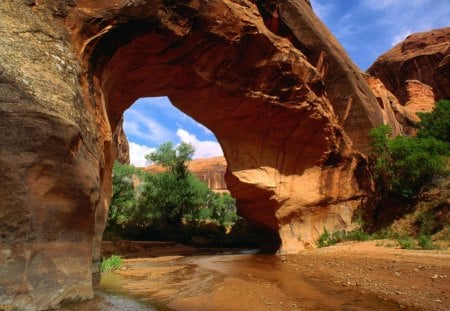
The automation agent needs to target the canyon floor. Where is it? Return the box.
[60,241,449,311]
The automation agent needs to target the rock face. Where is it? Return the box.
[145,156,228,192]
[368,27,450,115]
[365,76,417,135]
[113,117,130,164]
[1,0,401,309]
[0,1,102,309]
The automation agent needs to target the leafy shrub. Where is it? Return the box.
[100,255,123,272]
[397,236,414,249]
[345,229,371,241]
[417,99,450,142]
[417,234,436,250]
[370,114,449,199]
[370,227,399,240]
[317,228,370,247]
[317,228,336,247]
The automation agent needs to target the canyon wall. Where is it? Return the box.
[0,1,103,309]
[368,27,450,117]
[0,0,425,309]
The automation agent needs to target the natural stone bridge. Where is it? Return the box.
[0,0,400,309]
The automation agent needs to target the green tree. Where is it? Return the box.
[108,161,142,227]
[141,142,213,224]
[139,172,211,224]
[210,193,238,225]
[417,99,450,142]
[145,142,194,180]
[369,102,449,199]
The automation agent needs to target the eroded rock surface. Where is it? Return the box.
[368,27,450,112]
[365,76,417,135]
[1,0,403,309]
[0,1,100,309]
[113,117,130,164]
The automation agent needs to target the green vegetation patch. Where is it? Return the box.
[369,99,449,200]
[105,142,260,248]
[100,255,123,272]
[317,228,370,248]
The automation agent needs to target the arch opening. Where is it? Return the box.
[80,0,364,258]
[123,96,224,167]
[106,96,268,249]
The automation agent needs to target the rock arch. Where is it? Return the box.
[0,0,398,309]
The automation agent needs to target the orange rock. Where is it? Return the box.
[0,0,410,308]
[403,79,436,115]
[113,117,130,164]
[365,76,418,135]
[368,27,450,108]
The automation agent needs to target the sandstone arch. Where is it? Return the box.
[0,0,398,309]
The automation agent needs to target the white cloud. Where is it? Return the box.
[359,0,449,48]
[176,129,223,159]
[391,29,412,46]
[311,1,335,21]
[123,110,173,144]
[129,142,155,167]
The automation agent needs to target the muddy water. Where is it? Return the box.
[63,252,404,311]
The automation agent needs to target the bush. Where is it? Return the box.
[369,109,449,199]
[418,234,436,250]
[317,228,336,247]
[100,255,123,272]
[317,228,370,247]
[345,229,371,241]
[397,236,414,249]
[417,99,450,142]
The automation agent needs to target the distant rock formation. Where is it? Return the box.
[368,27,450,117]
[144,156,228,192]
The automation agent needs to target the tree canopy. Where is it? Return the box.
[145,141,195,179]
[369,100,450,199]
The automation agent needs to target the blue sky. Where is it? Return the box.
[125,0,450,166]
[312,0,450,70]
[124,97,222,166]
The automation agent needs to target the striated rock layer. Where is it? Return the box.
[368,27,450,115]
[0,0,401,309]
[145,156,228,192]
[113,117,130,165]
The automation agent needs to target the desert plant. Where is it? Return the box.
[397,236,414,249]
[417,234,436,250]
[317,228,336,247]
[100,255,123,272]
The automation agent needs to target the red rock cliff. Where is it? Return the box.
[368,27,450,115]
[0,0,404,309]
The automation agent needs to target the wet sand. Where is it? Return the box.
[59,241,449,311]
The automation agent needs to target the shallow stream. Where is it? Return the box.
[60,250,403,311]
